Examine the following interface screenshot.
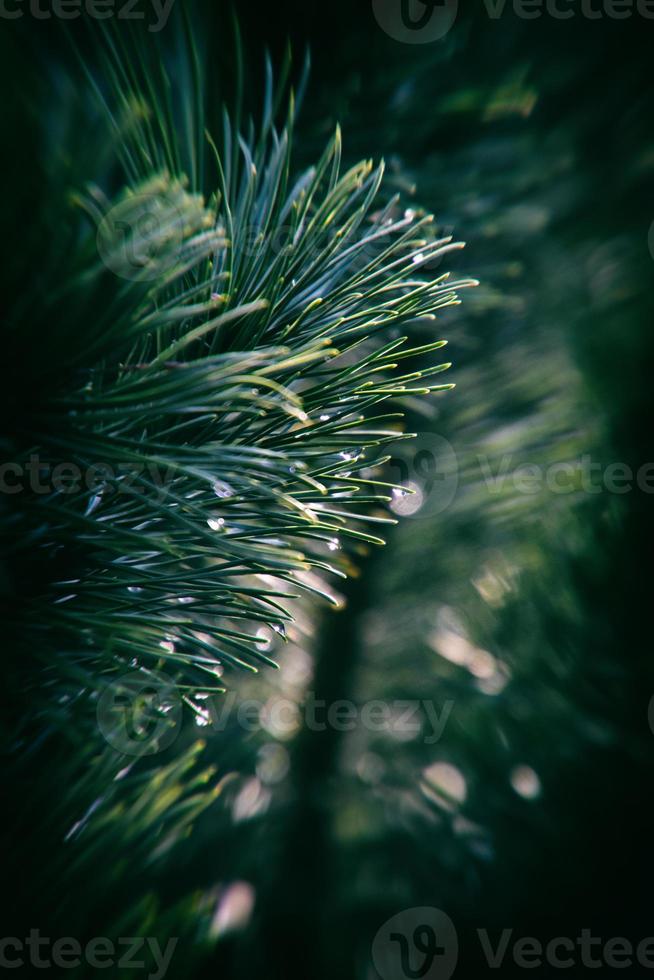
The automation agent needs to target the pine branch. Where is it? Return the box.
[2,23,476,726]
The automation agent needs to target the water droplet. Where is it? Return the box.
[159,640,175,653]
[127,586,144,594]
[213,480,234,499]
[423,762,467,805]
[257,743,290,785]
[339,451,355,462]
[327,538,340,552]
[207,518,225,531]
[133,519,161,531]
[412,252,425,264]
[390,480,423,517]
[210,881,256,937]
[85,494,102,516]
[256,626,274,650]
[177,596,195,604]
[271,623,286,639]
[510,765,541,800]
[319,414,331,422]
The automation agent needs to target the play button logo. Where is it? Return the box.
[372,0,458,43]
